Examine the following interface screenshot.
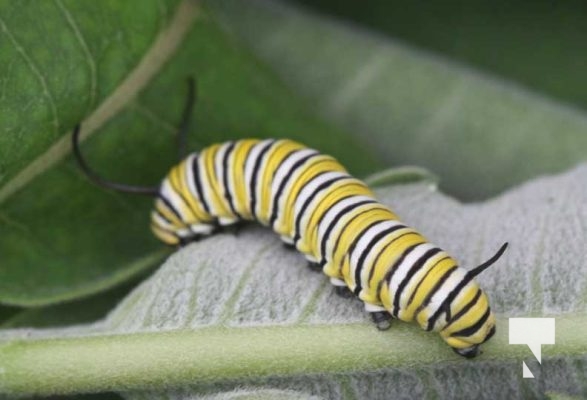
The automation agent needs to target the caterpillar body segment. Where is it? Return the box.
[150,138,499,357]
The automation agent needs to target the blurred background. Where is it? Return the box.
[293,0,587,108]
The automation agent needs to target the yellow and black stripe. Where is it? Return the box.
[150,139,499,357]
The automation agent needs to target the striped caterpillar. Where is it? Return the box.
[73,79,506,358]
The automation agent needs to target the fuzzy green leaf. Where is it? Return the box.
[0,165,585,398]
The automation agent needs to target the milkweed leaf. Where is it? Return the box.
[1,164,586,398]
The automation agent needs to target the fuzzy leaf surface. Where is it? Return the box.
[1,165,586,398]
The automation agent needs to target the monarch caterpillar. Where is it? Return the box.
[73,78,507,358]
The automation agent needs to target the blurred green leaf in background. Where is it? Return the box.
[292,0,587,109]
[0,0,586,398]
[212,0,587,200]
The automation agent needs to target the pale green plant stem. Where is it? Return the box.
[0,316,584,396]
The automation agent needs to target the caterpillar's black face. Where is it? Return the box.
[451,325,496,358]
[453,345,480,358]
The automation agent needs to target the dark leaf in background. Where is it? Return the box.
[212,0,587,200]
[1,277,143,329]
[292,0,587,109]
[0,306,21,325]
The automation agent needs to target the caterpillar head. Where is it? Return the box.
[440,288,497,358]
[439,243,507,358]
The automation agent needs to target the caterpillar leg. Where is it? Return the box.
[307,262,322,273]
[178,235,201,247]
[219,220,247,236]
[175,223,215,247]
[370,312,393,331]
[281,234,294,245]
[330,278,354,298]
[364,303,393,331]
[305,254,322,273]
[335,286,354,298]
[281,235,296,250]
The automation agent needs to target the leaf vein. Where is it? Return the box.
[54,0,97,111]
[0,15,60,134]
[131,102,177,134]
[217,243,274,324]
